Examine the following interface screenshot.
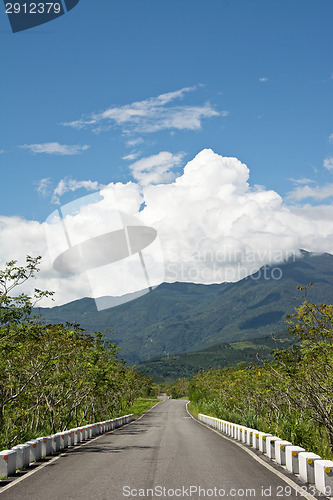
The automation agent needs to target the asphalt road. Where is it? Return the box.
[0,400,319,500]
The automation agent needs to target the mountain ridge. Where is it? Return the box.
[34,250,333,364]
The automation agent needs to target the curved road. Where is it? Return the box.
[0,400,320,500]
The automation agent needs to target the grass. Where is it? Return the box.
[126,398,160,418]
[188,400,333,460]
[187,401,199,419]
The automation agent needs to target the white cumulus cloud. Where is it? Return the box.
[52,178,102,204]
[287,183,333,201]
[1,149,333,306]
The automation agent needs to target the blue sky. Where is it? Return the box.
[0,0,333,304]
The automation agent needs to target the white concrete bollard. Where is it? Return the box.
[314,460,333,496]
[78,427,85,441]
[60,432,69,449]
[51,434,60,453]
[67,430,74,446]
[299,452,322,484]
[233,425,240,440]
[37,437,52,457]
[259,433,272,453]
[266,437,281,459]
[72,428,80,444]
[55,433,64,450]
[286,446,305,474]
[247,429,255,446]
[12,444,30,470]
[26,440,42,462]
[0,450,17,478]
[241,428,249,444]
[286,446,306,474]
[252,431,261,449]
[237,426,243,441]
[275,440,293,465]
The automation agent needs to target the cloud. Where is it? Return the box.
[20,143,90,155]
[126,138,144,147]
[52,178,102,204]
[329,133,333,143]
[130,151,185,186]
[0,215,92,305]
[324,157,333,171]
[123,152,141,161]
[37,178,52,197]
[289,177,315,185]
[62,87,221,134]
[1,149,333,306]
[259,77,269,82]
[287,183,333,201]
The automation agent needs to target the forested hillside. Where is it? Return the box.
[35,251,333,363]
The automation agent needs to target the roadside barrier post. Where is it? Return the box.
[0,450,17,478]
[314,460,333,496]
[299,452,322,484]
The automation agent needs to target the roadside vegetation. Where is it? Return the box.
[0,257,155,450]
[170,287,333,460]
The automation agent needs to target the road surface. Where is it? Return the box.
[0,400,320,500]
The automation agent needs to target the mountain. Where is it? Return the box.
[34,251,333,364]
[136,332,296,383]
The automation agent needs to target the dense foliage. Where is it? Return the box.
[137,333,295,383]
[35,251,333,365]
[187,287,333,459]
[0,257,153,450]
